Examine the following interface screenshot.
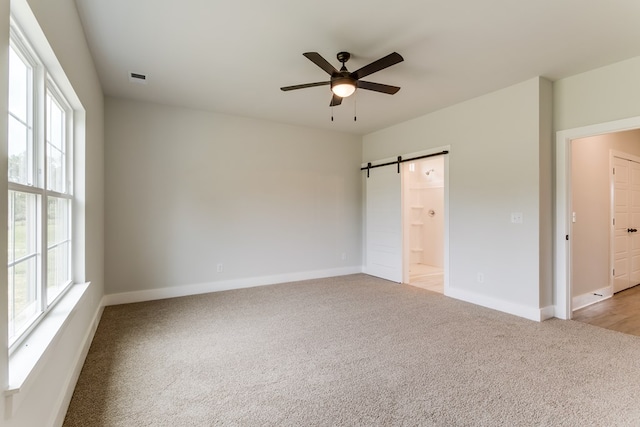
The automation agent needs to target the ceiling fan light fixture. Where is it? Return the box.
[331,77,356,98]
[281,51,404,108]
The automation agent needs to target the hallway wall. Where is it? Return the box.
[572,129,640,297]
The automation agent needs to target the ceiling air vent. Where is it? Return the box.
[129,72,148,84]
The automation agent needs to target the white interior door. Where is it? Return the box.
[613,156,640,292]
[630,161,640,286]
[364,165,402,282]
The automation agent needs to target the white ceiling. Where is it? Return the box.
[74,0,640,135]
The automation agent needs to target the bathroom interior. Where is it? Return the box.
[403,156,445,293]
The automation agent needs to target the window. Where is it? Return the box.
[7,27,73,347]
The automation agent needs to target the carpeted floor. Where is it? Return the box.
[63,274,640,426]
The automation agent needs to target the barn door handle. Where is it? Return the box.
[628,228,638,233]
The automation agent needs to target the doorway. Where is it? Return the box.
[556,119,640,319]
[363,148,449,291]
[570,133,640,311]
[572,150,640,335]
[402,156,445,293]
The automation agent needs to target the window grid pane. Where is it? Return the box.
[8,46,30,123]
[8,115,30,185]
[47,196,70,245]
[8,257,40,339]
[46,91,66,193]
[8,45,33,186]
[47,197,70,304]
[8,191,41,342]
[47,242,70,304]
[9,191,38,262]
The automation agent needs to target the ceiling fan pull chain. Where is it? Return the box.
[353,92,357,121]
[331,104,334,122]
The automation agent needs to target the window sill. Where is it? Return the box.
[4,282,91,415]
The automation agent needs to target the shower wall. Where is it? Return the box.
[404,157,444,269]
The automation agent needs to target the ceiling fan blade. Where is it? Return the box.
[330,94,343,106]
[280,81,330,91]
[357,81,401,95]
[303,52,339,75]
[350,52,404,80]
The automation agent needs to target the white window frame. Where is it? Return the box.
[7,22,75,351]
[44,80,73,307]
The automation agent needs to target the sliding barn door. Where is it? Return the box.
[364,165,402,282]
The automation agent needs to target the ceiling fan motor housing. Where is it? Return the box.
[336,51,351,64]
[331,52,356,97]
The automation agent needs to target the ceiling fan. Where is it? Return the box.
[280,51,404,106]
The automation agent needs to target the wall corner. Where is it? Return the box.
[539,76,554,309]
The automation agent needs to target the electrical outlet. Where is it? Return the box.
[477,272,484,283]
[341,252,347,261]
[511,212,523,224]
[216,263,223,273]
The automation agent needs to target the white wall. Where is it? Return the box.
[364,77,553,319]
[571,129,640,296]
[105,98,362,298]
[554,56,640,132]
[1,0,104,425]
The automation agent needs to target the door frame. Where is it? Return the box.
[401,151,448,291]
[363,145,450,292]
[555,116,640,319]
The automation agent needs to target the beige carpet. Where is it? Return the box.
[64,274,640,426]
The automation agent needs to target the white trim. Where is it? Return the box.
[362,145,450,293]
[610,151,616,295]
[555,116,640,320]
[540,305,555,321]
[4,282,91,417]
[104,266,363,306]
[572,286,613,311]
[446,287,552,322]
[50,297,104,427]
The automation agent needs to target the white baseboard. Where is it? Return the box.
[539,305,555,321]
[104,266,364,306]
[572,286,613,311]
[445,287,553,322]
